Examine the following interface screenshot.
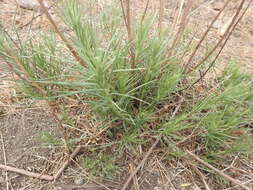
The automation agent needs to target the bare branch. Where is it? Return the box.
[0,164,54,181]
[187,150,251,190]
[37,0,86,68]
[184,0,230,72]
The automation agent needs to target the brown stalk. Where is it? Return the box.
[37,0,86,68]
[130,163,140,190]
[2,28,20,51]
[187,0,246,74]
[3,44,47,95]
[191,164,211,190]
[180,31,197,61]
[0,164,54,181]
[184,0,230,72]
[169,0,193,57]
[187,151,251,190]
[158,0,164,31]
[0,133,9,190]
[2,41,68,143]
[122,103,181,190]
[53,145,82,181]
[119,0,136,69]
[53,122,114,180]
[141,0,150,24]
[126,0,132,39]
[122,137,160,190]
[175,0,185,27]
[184,0,252,90]
[171,1,180,34]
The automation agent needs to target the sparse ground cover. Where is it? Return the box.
[0,0,253,190]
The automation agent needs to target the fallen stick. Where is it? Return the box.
[122,103,182,190]
[1,132,9,190]
[0,164,54,181]
[19,3,55,29]
[191,164,211,190]
[121,137,160,190]
[186,150,251,190]
[53,145,82,181]
[53,124,114,181]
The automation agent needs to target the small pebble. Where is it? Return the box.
[74,176,85,185]
[212,2,224,11]
[17,0,49,11]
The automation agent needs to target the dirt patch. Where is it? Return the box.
[0,109,57,189]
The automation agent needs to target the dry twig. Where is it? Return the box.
[187,0,247,74]
[130,163,140,190]
[37,0,86,68]
[158,0,164,31]
[122,100,182,189]
[122,137,160,190]
[19,4,54,29]
[141,0,150,23]
[191,164,211,190]
[119,0,135,68]
[181,0,252,92]
[53,145,82,181]
[169,0,193,57]
[184,0,230,71]
[0,132,9,190]
[0,164,54,181]
[186,150,251,190]
[53,123,114,181]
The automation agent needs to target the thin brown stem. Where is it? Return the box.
[141,0,150,24]
[53,122,114,181]
[191,164,211,190]
[187,0,246,74]
[0,133,9,190]
[0,164,54,181]
[122,103,181,189]
[122,137,160,190]
[3,44,47,95]
[184,0,230,72]
[169,0,193,57]
[53,145,82,181]
[119,0,135,68]
[2,43,68,143]
[187,150,251,190]
[158,0,164,31]
[179,0,251,92]
[126,0,131,39]
[37,0,86,68]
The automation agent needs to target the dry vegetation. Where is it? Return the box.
[0,0,253,190]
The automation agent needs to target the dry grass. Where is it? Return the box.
[0,0,253,190]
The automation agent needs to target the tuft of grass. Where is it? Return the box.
[0,0,252,186]
[40,130,62,147]
[81,152,120,178]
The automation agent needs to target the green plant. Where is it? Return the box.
[40,130,62,147]
[0,0,252,182]
[81,152,120,178]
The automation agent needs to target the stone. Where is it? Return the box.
[74,176,85,185]
[17,0,49,11]
[212,2,224,11]
[213,20,222,29]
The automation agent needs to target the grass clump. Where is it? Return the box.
[81,152,120,178]
[0,0,252,185]
[40,130,62,147]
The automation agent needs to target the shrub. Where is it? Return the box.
[0,0,252,177]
